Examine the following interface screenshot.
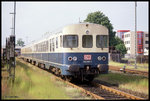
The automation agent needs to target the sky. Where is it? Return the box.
[1,1,149,47]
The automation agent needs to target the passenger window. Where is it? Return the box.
[82,35,93,48]
[60,35,63,47]
[52,38,55,51]
[56,37,58,48]
[50,39,51,52]
[46,41,48,51]
[96,35,108,48]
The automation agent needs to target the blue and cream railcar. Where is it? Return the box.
[21,23,109,81]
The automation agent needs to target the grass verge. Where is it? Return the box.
[109,61,148,72]
[95,71,149,95]
[2,59,92,99]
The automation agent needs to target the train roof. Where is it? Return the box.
[22,22,107,49]
[65,22,106,27]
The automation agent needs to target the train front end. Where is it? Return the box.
[60,23,109,81]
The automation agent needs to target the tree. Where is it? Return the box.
[16,38,25,47]
[84,11,115,46]
[115,44,127,57]
[115,37,127,57]
[113,36,124,46]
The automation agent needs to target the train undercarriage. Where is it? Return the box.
[21,57,108,82]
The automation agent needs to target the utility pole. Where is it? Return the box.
[135,1,137,69]
[9,1,16,83]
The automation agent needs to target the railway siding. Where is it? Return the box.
[109,65,148,77]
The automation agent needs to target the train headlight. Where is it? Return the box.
[68,56,72,61]
[73,56,77,61]
[102,56,106,61]
[97,56,102,61]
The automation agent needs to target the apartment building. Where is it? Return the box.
[123,31,149,57]
[116,30,130,41]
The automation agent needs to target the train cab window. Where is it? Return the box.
[96,35,108,48]
[82,35,93,48]
[63,35,78,48]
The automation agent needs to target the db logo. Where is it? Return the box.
[84,55,91,60]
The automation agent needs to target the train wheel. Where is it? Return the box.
[41,64,45,69]
[61,75,65,80]
[86,75,95,82]
[32,61,35,65]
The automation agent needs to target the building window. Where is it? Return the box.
[127,47,130,51]
[145,34,148,37]
[138,40,141,44]
[146,47,149,50]
[145,41,149,44]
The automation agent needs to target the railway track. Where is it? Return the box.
[53,74,144,100]
[74,82,128,100]
[109,65,148,77]
[18,58,145,100]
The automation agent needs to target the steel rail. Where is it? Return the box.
[92,82,145,100]
[109,65,148,77]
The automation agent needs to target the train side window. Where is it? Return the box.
[42,42,45,52]
[38,44,39,52]
[56,37,58,48]
[60,35,63,47]
[40,43,41,52]
[46,41,48,52]
[41,42,44,52]
[39,43,41,52]
[44,42,46,52]
[53,38,55,51]
[42,42,43,52]
[44,41,45,52]
[39,43,40,52]
[52,38,55,51]
[39,44,40,52]
[50,39,51,52]
[82,35,93,48]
